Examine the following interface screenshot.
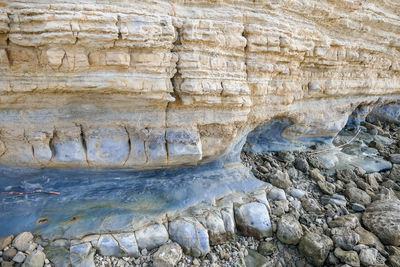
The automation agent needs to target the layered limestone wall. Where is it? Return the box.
[0,0,400,167]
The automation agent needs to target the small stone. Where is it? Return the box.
[135,224,169,250]
[141,248,148,256]
[351,203,365,212]
[294,158,309,172]
[267,188,286,201]
[266,170,292,189]
[257,241,277,257]
[359,248,378,266]
[0,236,13,251]
[390,154,400,164]
[331,227,360,250]
[301,197,323,214]
[334,247,360,267]
[234,202,272,239]
[13,232,34,251]
[310,168,325,182]
[287,188,306,199]
[244,250,272,267]
[1,261,13,267]
[12,252,26,263]
[336,169,357,183]
[328,214,360,229]
[153,243,182,267]
[2,248,17,261]
[329,194,347,206]
[345,187,371,206]
[299,232,333,267]
[389,164,400,182]
[192,259,200,266]
[22,250,45,267]
[318,181,336,195]
[276,214,303,245]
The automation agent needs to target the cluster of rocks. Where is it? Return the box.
[239,117,400,266]
[0,232,49,267]
[1,116,400,267]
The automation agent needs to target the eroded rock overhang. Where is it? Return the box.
[0,0,400,167]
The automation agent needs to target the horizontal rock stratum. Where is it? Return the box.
[0,0,400,167]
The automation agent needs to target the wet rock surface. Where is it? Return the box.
[1,107,400,266]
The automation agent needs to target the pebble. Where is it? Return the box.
[351,203,365,212]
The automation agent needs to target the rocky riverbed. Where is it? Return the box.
[1,115,400,267]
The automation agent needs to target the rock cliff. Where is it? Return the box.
[0,0,400,167]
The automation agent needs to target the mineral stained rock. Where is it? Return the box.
[0,0,399,167]
[362,199,400,246]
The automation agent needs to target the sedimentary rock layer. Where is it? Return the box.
[0,0,400,167]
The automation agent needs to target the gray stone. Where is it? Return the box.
[318,181,336,195]
[257,241,277,257]
[390,154,400,164]
[328,214,360,229]
[389,164,400,182]
[70,242,95,267]
[330,194,347,206]
[205,213,227,245]
[135,224,168,250]
[266,170,292,189]
[22,250,45,267]
[336,169,357,183]
[331,227,360,250]
[299,232,333,267]
[388,246,400,267]
[334,247,360,267]
[354,227,385,254]
[12,252,26,263]
[113,233,139,257]
[166,129,202,163]
[294,158,309,172]
[359,248,378,266]
[310,168,325,182]
[168,219,210,256]
[287,188,306,199]
[277,214,303,245]
[234,202,272,239]
[221,208,235,236]
[153,242,182,267]
[244,249,273,267]
[85,127,130,166]
[362,199,400,246]
[52,127,87,165]
[13,232,34,251]
[351,203,365,212]
[301,197,323,214]
[96,234,120,256]
[267,187,286,201]
[345,187,371,205]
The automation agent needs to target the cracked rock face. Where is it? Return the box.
[0,0,399,167]
[362,199,400,246]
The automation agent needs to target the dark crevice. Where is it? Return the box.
[123,126,131,166]
[78,125,89,165]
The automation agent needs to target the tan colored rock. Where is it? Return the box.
[46,48,65,70]
[0,1,399,168]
